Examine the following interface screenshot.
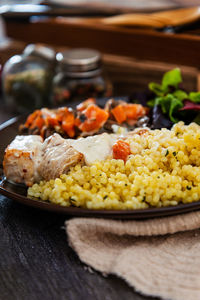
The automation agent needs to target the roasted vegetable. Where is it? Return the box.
[107,100,148,126]
[20,98,149,139]
[77,104,109,133]
[76,98,96,111]
[111,104,126,124]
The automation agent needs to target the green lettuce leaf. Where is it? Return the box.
[148,82,164,96]
[149,68,182,97]
[147,98,156,107]
[168,96,183,123]
[156,95,171,114]
[162,68,182,90]
[147,68,200,124]
[173,90,188,101]
[155,94,183,123]
[189,92,200,103]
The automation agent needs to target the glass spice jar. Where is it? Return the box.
[0,64,2,96]
[52,48,113,106]
[2,44,56,113]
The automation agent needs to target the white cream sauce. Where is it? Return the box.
[69,133,117,165]
[8,135,43,151]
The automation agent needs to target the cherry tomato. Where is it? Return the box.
[112,140,131,162]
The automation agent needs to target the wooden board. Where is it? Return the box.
[4,17,200,68]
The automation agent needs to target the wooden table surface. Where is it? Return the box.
[0,106,159,300]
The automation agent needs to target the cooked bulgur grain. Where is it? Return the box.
[28,122,200,209]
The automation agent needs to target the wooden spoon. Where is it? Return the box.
[98,6,200,28]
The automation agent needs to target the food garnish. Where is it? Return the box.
[148,68,200,126]
[19,98,149,138]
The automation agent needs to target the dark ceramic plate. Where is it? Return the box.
[1,116,200,219]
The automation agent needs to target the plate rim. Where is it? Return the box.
[1,176,200,219]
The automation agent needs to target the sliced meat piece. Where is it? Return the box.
[3,135,43,186]
[39,133,84,181]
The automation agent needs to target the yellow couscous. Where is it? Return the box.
[28,122,200,210]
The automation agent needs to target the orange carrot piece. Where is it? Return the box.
[28,111,44,130]
[76,98,96,112]
[44,110,60,127]
[62,111,75,138]
[74,118,81,127]
[123,104,146,120]
[25,110,40,127]
[79,104,108,132]
[111,105,126,124]
[34,115,44,129]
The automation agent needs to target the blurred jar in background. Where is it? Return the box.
[0,0,41,5]
[2,44,56,113]
[52,48,113,106]
[0,64,2,96]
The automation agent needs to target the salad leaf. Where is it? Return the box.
[138,68,200,127]
[162,68,182,90]
[169,97,183,123]
[155,94,183,123]
[173,90,188,101]
[148,68,182,97]
[147,98,156,107]
[158,95,172,114]
[147,68,189,124]
[188,92,200,103]
[180,100,200,111]
[148,82,163,96]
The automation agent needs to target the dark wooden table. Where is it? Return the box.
[0,106,158,300]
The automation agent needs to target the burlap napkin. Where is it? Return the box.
[66,211,200,300]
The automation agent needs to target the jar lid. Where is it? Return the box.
[56,48,102,72]
[23,44,55,61]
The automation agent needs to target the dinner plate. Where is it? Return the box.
[1,115,200,219]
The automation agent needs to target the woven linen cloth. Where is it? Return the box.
[66,211,200,300]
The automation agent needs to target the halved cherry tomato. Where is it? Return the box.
[112,140,131,162]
